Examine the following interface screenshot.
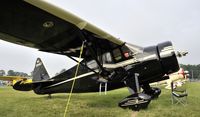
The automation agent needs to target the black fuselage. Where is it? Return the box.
[32,41,179,95]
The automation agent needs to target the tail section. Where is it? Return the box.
[32,58,50,81]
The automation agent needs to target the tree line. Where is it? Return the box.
[0,70,29,77]
[180,64,200,79]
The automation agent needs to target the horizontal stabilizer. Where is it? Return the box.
[13,79,54,91]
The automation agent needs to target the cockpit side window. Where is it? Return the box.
[86,44,136,68]
[121,45,133,59]
[86,60,98,69]
[86,52,113,69]
[102,52,113,64]
[112,45,134,62]
[113,48,122,62]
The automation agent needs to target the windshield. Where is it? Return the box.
[125,43,143,54]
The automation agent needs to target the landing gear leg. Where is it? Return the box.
[118,73,151,111]
[142,84,161,99]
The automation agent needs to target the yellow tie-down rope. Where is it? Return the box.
[63,41,85,117]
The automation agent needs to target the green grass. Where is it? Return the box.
[0,82,200,117]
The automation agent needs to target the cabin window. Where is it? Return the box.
[86,60,98,69]
[102,52,113,64]
[113,48,122,61]
[121,45,132,59]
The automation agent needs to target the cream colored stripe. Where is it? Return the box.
[46,71,97,88]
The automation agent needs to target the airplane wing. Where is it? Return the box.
[0,0,124,58]
[0,76,31,88]
[0,76,28,81]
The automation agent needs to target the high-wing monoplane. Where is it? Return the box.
[0,0,185,111]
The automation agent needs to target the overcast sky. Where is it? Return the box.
[0,0,200,76]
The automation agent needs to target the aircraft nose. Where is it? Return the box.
[157,41,179,74]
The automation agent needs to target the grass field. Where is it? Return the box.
[0,82,200,117]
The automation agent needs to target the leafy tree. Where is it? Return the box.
[0,70,5,76]
[7,70,29,77]
[180,64,200,79]
[15,72,28,77]
[7,70,16,76]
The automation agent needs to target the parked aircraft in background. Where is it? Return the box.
[151,68,189,89]
[0,76,32,89]
[0,0,187,111]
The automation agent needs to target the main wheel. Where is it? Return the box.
[118,93,151,111]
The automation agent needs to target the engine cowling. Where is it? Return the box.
[157,41,179,74]
[130,41,179,83]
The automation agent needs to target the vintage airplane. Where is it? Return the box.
[0,0,185,111]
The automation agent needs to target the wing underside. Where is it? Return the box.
[0,0,124,58]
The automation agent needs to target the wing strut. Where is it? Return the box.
[80,32,110,78]
[63,41,85,117]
